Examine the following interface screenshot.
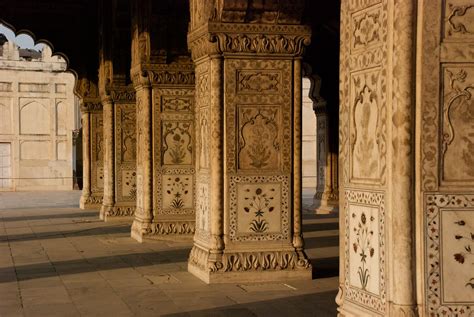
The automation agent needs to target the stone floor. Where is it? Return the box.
[0,191,339,317]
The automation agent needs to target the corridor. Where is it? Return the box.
[0,191,338,316]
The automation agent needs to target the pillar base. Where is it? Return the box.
[80,195,103,210]
[131,218,195,243]
[188,245,312,284]
[313,202,339,215]
[100,205,135,222]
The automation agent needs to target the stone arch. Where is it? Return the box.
[20,101,50,135]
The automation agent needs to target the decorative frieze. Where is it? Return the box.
[189,246,310,274]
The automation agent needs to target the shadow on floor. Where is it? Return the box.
[1,224,131,242]
[302,222,339,232]
[311,257,339,279]
[0,211,98,222]
[163,290,338,317]
[304,235,339,249]
[0,248,191,283]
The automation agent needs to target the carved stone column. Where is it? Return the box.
[314,105,339,214]
[187,10,312,282]
[100,96,115,219]
[308,74,339,214]
[129,0,196,241]
[80,107,92,206]
[99,87,137,221]
[79,101,104,209]
[131,61,196,241]
[337,0,417,315]
[97,0,136,221]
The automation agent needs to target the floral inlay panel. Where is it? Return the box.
[229,175,289,242]
[121,170,137,200]
[344,190,386,314]
[238,106,280,171]
[161,174,194,212]
[426,194,474,316]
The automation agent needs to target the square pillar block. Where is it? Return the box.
[187,22,313,283]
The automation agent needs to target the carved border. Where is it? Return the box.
[228,175,290,243]
[425,193,474,316]
[90,112,104,193]
[344,189,386,314]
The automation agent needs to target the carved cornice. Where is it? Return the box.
[80,100,103,113]
[188,22,311,59]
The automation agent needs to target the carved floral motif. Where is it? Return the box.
[237,71,280,94]
[162,121,193,165]
[350,69,385,184]
[446,4,474,37]
[352,6,382,51]
[162,96,193,112]
[238,107,280,170]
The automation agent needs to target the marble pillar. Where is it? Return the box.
[79,100,104,209]
[99,87,137,221]
[308,74,339,214]
[418,1,474,316]
[130,61,196,241]
[337,0,417,315]
[186,17,313,283]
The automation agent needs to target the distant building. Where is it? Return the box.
[0,38,79,190]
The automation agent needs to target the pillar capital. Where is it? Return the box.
[188,22,311,60]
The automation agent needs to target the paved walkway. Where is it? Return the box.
[0,191,339,317]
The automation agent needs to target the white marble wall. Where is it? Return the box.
[0,41,77,190]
